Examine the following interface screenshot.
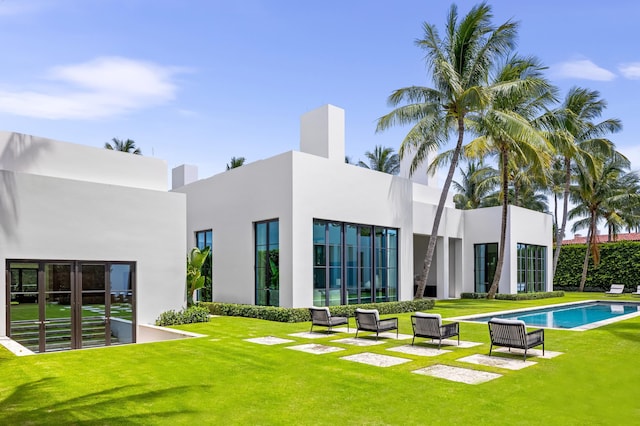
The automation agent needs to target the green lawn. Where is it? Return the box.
[1,292,639,425]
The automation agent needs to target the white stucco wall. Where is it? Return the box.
[0,131,167,191]
[462,205,553,294]
[175,153,294,306]
[0,132,186,338]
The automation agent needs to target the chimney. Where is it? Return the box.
[300,104,345,162]
[399,146,438,187]
[172,164,198,189]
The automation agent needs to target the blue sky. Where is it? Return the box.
[2,0,640,184]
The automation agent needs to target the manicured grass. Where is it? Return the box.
[1,292,640,424]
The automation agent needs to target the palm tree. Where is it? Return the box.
[569,152,638,291]
[545,87,620,275]
[452,161,498,210]
[358,146,400,174]
[376,2,518,299]
[226,156,246,170]
[104,138,141,155]
[465,56,554,298]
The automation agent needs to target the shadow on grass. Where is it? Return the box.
[0,377,212,424]
[606,322,640,343]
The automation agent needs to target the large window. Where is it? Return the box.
[517,243,546,292]
[255,219,279,306]
[195,230,213,302]
[474,243,498,293]
[313,219,398,306]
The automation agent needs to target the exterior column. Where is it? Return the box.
[436,236,450,299]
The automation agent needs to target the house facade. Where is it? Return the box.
[174,105,553,308]
[1,131,186,353]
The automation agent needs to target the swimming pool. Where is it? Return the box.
[456,300,640,330]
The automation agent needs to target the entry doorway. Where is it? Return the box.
[6,260,136,353]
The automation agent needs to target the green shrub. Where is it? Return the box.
[199,299,436,323]
[554,241,640,290]
[460,291,564,300]
[155,306,211,326]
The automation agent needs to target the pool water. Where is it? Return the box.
[463,301,640,330]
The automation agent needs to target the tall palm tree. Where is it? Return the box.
[358,146,400,174]
[226,156,246,170]
[545,87,620,275]
[569,152,638,291]
[452,161,498,210]
[104,138,141,155]
[465,56,554,298]
[376,2,518,299]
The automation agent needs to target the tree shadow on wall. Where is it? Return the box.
[0,132,51,239]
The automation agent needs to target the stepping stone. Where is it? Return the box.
[329,327,356,334]
[376,332,413,340]
[244,336,294,345]
[494,347,563,359]
[458,354,536,370]
[414,339,483,349]
[387,344,450,357]
[286,344,344,354]
[341,352,411,367]
[289,332,335,339]
[413,364,502,384]
[331,337,386,346]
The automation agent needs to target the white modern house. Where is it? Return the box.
[173,105,553,309]
[0,131,186,353]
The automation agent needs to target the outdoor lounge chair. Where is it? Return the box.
[309,307,349,333]
[632,285,640,296]
[354,308,398,340]
[488,318,544,361]
[411,312,459,349]
[605,284,625,295]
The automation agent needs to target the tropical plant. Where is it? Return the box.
[452,161,498,209]
[357,146,400,175]
[186,246,211,306]
[226,156,246,170]
[376,2,518,299]
[465,56,554,298]
[104,138,141,154]
[544,87,620,275]
[569,152,639,291]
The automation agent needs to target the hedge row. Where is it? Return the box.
[199,299,436,323]
[554,241,640,290]
[156,305,210,326]
[460,291,564,300]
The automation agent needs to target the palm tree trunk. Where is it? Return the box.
[414,118,465,299]
[553,157,571,275]
[579,213,596,291]
[487,148,509,299]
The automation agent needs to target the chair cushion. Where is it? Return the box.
[311,306,331,315]
[355,308,379,321]
[489,318,526,327]
[414,312,441,326]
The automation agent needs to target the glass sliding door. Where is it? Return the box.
[6,260,136,353]
[8,263,40,352]
[109,264,134,344]
[80,264,107,349]
[44,263,73,352]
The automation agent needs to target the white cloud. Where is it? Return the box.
[0,57,185,119]
[619,63,640,79]
[552,59,616,81]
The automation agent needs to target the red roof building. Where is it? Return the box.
[561,232,640,245]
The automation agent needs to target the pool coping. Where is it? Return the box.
[449,300,640,331]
